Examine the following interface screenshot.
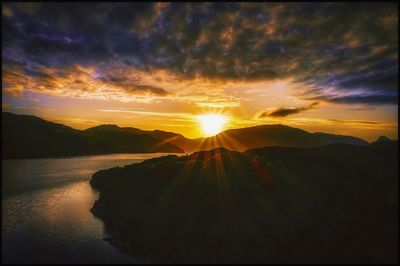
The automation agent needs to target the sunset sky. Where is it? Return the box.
[2,2,398,140]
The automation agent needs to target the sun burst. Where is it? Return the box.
[197,114,228,136]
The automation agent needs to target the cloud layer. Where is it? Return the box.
[2,2,398,107]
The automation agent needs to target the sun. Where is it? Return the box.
[197,114,228,136]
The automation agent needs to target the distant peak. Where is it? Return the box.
[87,124,120,130]
[98,124,119,128]
[375,136,392,142]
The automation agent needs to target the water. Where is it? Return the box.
[2,153,177,264]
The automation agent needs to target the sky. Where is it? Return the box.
[2,2,398,140]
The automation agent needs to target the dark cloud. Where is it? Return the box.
[127,85,169,96]
[314,94,398,105]
[259,102,319,118]
[333,67,398,95]
[2,2,398,104]
[98,74,169,96]
[326,119,379,125]
[347,107,375,111]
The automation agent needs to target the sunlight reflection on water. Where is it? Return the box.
[2,153,177,263]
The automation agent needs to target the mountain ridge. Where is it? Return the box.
[2,112,184,158]
[2,112,381,158]
[179,123,369,151]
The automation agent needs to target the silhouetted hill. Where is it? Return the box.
[179,124,369,151]
[370,135,397,146]
[86,123,369,153]
[90,142,398,263]
[83,125,183,153]
[119,127,197,152]
[2,112,108,158]
[1,112,373,158]
[2,112,183,158]
[146,129,184,141]
[374,135,393,143]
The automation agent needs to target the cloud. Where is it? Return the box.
[347,107,375,111]
[42,116,102,126]
[2,3,398,106]
[98,109,194,119]
[325,119,379,125]
[98,109,197,123]
[312,94,398,105]
[2,61,243,107]
[2,64,170,102]
[258,101,319,118]
[96,71,170,96]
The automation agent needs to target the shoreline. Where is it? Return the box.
[2,151,185,160]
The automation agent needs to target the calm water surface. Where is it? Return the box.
[2,153,177,264]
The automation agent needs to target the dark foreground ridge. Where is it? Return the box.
[90,142,398,263]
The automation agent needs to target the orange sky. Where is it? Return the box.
[3,75,397,141]
[2,3,398,142]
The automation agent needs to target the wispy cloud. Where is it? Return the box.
[312,94,398,105]
[258,102,319,118]
[98,109,195,120]
[325,119,379,125]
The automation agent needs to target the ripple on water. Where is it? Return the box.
[2,154,173,263]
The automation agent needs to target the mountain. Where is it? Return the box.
[2,112,105,158]
[178,124,369,151]
[90,142,398,263]
[83,125,184,153]
[83,123,370,153]
[98,126,198,152]
[369,136,398,151]
[2,112,183,158]
[2,112,372,158]
[371,135,397,145]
